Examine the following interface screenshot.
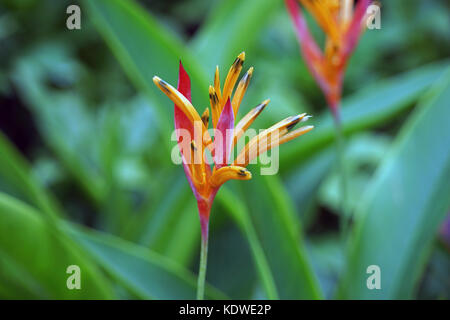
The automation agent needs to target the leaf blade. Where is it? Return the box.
[0,193,114,299]
[337,68,450,299]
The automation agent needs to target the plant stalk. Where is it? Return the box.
[196,224,209,300]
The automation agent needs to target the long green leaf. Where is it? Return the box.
[122,173,199,267]
[217,188,279,299]
[67,224,227,300]
[219,175,323,299]
[12,51,107,205]
[285,148,334,227]
[0,193,114,299]
[245,174,323,299]
[84,0,210,136]
[190,0,281,70]
[0,132,62,219]
[337,68,450,299]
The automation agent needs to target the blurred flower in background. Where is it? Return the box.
[285,0,373,238]
[285,0,372,116]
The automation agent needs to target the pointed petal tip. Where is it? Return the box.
[286,115,302,131]
[178,60,188,76]
[238,51,246,61]
[153,76,171,94]
[292,114,303,123]
[276,124,315,146]
[254,99,270,113]
[297,125,315,133]
[240,168,252,180]
[152,76,161,84]
[256,99,270,111]
[201,108,210,127]
[215,65,220,76]
[296,125,315,135]
[236,167,252,180]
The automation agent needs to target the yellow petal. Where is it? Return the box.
[210,166,252,188]
[234,113,310,166]
[153,76,213,147]
[201,108,210,128]
[214,65,222,102]
[209,85,220,128]
[232,67,253,116]
[233,99,269,147]
[153,76,200,123]
[257,125,314,158]
[258,113,309,141]
[221,52,245,112]
[277,125,314,146]
[190,140,206,186]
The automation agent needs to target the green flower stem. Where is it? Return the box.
[196,230,209,300]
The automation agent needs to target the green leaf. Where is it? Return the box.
[217,188,279,299]
[84,0,210,137]
[337,68,450,299]
[190,0,281,70]
[67,224,228,300]
[246,174,323,299]
[0,192,114,299]
[162,199,200,267]
[0,132,62,219]
[206,217,260,299]
[219,175,323,299]
[306,234,345,299]
[317,133,392,215]
[12,46,107,205]
[285,148,334,227]
[121,173,200,267]
[280,60,450,171]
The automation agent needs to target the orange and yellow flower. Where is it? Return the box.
[153,52,313,237]
[285,0,372,118]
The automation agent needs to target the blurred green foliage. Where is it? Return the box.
[0,0,449,299]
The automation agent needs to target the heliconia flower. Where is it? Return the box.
[153,52,313,239]
[285,0,372,118]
